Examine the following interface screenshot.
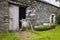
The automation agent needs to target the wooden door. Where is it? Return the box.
[9,4,19,31]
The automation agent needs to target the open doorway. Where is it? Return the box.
[50,14,55,24]
[19,6,27,29]
[9,4,27,31]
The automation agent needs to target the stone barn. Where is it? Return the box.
[0,0,60,32]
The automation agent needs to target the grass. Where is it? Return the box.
[0,32,19,40]
[29,25,60,40]
[0,25,60,40]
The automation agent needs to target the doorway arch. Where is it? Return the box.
[50,14,56,24]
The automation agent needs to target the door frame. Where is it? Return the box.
[9,3,28,31]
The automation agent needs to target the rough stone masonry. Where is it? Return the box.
[0,0,60,32]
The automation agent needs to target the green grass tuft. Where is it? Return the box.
[0,32,19,40]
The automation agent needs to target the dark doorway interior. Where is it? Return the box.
[19,7,27,29]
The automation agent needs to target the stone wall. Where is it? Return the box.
[0,0,59,32]
[0,0,9,32]
[26,1,59,26]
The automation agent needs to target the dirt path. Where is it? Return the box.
[15,31,38,40]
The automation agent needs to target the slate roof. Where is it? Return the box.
[35,0,60,8]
